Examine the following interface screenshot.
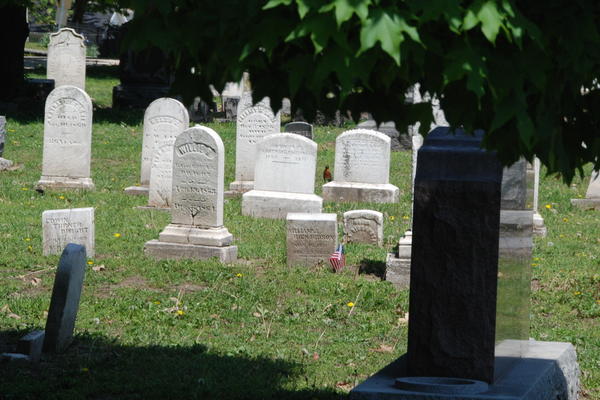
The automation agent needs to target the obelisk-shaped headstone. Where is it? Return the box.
[43,243,87,353]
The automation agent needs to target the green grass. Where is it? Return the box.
[0,65,598,399]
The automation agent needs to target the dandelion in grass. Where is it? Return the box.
[24,238,31,242]
[236,273,243,278]
[533,257,540,261]
[574,291,582,296]
[113,233,121,238]
[531,263,539,267]
[563,218,569,222]
[21,187,28,191]
[87,260,94,265]
[545,204,552,209]
[402,215,410,220]
[559,234,565,238]
[154,301,161,305]
[27,245,32,252]
[58,195,65,200]
[177,310,184,316]
[347,302,354,307]
[389,216,395,221]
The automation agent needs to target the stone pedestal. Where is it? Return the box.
[385,231,411,289]
[323,182,399,203]
[349,341,579,400]
[533,212,547,237]
[37,177,95,190]
[242,190,322,219]
[144,240,237,263]
[124,185,149,196]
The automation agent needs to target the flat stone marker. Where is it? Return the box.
[242,133,322,219]
[323,129,399,203]
[145,125,237,262]
[284,121,313,140]
[571,169,600,210]
[0,115,13,171]
[343,210,383,246]
[229,92,280,193]
[38,85,94,190]
[125,98,189,196]
[43,243,87,353]
[42,208,95,258]
[286,213,337,267]
[47,28,86,90]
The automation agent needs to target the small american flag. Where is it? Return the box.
[329,244,345,272]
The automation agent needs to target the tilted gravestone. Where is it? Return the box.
[229,92,280,193]
[286,213,337,267]
[47,28,86,90]
[322,129,399,203]
[145,125,237,262]
[42,207,95,258]
[242,133,322,219]
[125,98,189,196]
[343,210,383,246]
[43,243,87,353]
[37,85,94,190]
[284,121,313,140]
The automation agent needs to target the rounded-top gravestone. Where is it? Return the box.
[47,28,86,90]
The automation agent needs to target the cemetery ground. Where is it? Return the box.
[0,66,598,399]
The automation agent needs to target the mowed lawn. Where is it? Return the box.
[0,66,598,399]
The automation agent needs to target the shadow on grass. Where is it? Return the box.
[0,329,342,400]
[358,259,386,280]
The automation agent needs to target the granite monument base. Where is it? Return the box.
[124,185,149,196]
[229,180,254,193]
[349,341,579,400]
[144,240,237,263]
[242,190,322,219]
[385,231,412,289]
[158,224,233,247]
[570,198,600,210]
[322,182,399,203]
[37,176,95,190]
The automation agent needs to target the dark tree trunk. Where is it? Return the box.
[0,6,29,101]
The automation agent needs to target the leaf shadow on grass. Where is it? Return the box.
[358,258,386,280]
[0,329,342,400]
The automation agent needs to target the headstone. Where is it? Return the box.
[343,210,383,246]
[16,330,45,362]
[284,121,313,140]
[37,85,94,190]
[229,92,281,193]
[43,243,87,353]
[42,207,95,258]
[242,133,322,219]
[322,129,399,203]
[286,213,337,267]
[356,119,405,150]
[145,125,237,262]
[532,158,547,236]
[0,116,13,170]
[124,98,189,196]
[571,169,600,209]
[46,28,86,90]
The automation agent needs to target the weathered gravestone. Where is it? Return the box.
[47,28,86,90]
[284,121,313,140]
[286,213,337,267]
[42,207,95,258]
[229,92,281,193]
[37,86,94,190]
[0,116,14,170]
[145,125,237,262]
[531,158,547,236]
[571,169,600,210]
[350,127,579,400]
[125,98,189,196]
[343,210,383,246]
[323,129,399,203]
[242,133,322,219]
[43,243,87,353]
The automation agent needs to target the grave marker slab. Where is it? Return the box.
[571,169,600,209]
[125,98,189,196]
[42,207,95,258]
[38,85,94,190]
[47,28,86,90]
[43,243,87,353]
[229,92,280,192]
[284,121,313,140]
[145,126,237,262]
[0,116,13,171]
[242,133,322,219]
[286,213,337,267]
[343,210,383,246]
[323,129,399,203]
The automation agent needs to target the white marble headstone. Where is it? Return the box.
[343,210,384,246]
[39,86,93,188]
[254,134,317,194]
[42,208,95,257]
[586,170,600,198]
[141,98,189,187]
[333,129,391,184]
[47,28,86,90]
[233,92,280,183]
[171,126,224,227]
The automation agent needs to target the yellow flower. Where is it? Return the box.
[7,129,15,133]
[559,234,565,238]
[21,187,28,191]
[389,216,395,221]
[236,273,243,277]
[87,260,94,265]
[574,291,582,296]
[531,263,538,267]
[59,195,65,200]
[563,218,569,222]
[347,302,355,307]
[27,245,32,252]
[154,301,161,305]
[402,215,410,220]
[113,233,121,238]
[545,204,551,209]
[177,310,184,316]
[533,257,540,261]
[24,238,31,242]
